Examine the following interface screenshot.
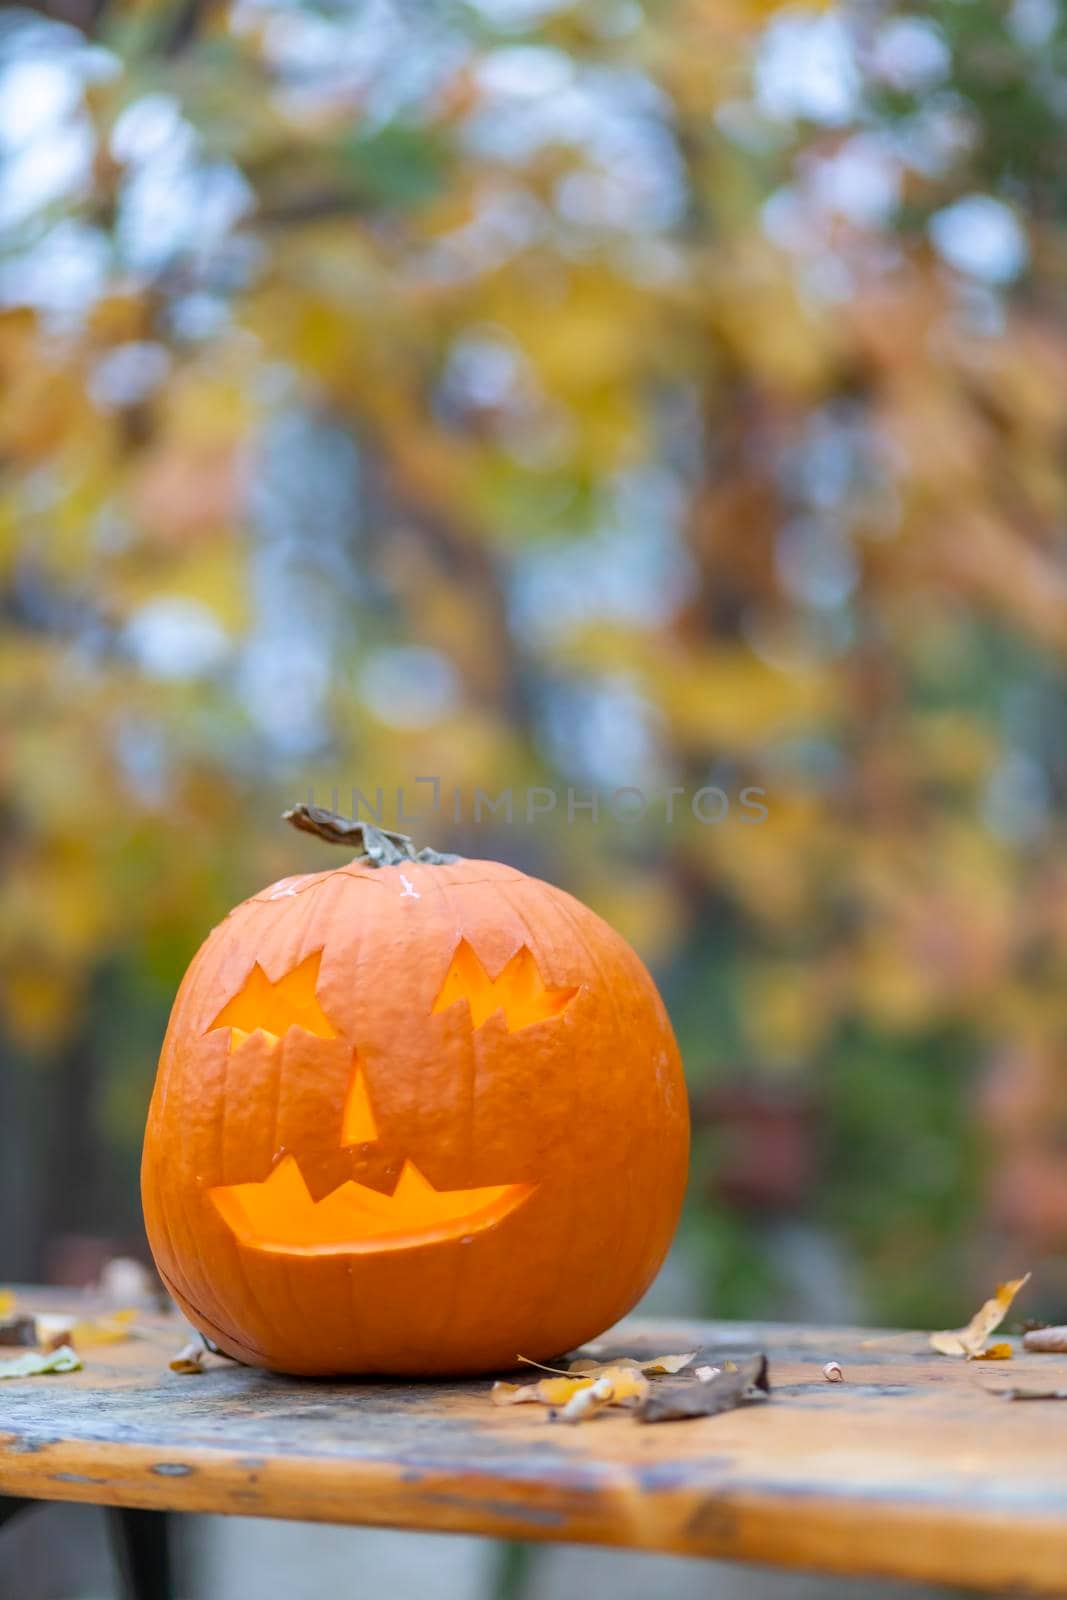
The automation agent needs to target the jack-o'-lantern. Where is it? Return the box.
[141,807,689,1375]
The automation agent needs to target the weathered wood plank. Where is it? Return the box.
[2,1298,1066,1592]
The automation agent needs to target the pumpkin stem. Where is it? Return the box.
[283,804,459,867]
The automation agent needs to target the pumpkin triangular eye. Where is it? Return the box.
[341,1063,378,1146]
[431,940,577,1032]
[208,951,337,1048]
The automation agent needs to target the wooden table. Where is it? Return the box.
[3,1302,1067,1597]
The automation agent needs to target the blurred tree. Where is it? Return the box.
[2,0,1066,1320]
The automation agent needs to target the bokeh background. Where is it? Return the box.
[3,0,1067,1592]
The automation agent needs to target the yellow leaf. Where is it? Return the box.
[0,1291,14,1318]
[971,1342,1014,1361]
[492,1376,593,1407]
[70,1309,138,1348]
[492,1365,652,1408]
[36,1308,137,1352]
[930,1275,1030,1357]
[555,1377,618,1424]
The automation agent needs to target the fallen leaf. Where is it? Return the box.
[0,1317,37,1348]
[0,1291,14,1318]
[554,1377,616,1423]
[1022,1325,1067,1353]
[929,1274,1030,1357]
[170,1340,208,1375]
[493,1366,649,1409]
[637,1353,770,1423]
[971,1342,1013,1361]
[492,1376,594,1407]
[636,1352,696,1375]
[568,1352,695,1377]
[69,1309,138,1348]
[567,1357,643,1375]
[36,1308,138,1352]
[586,1368,649,1403]
[0,1344,82,1380]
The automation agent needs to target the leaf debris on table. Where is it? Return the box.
[492,1367,650,1409]
[170,1339,210,1374]
[492,1349,770,1424]
[637,1353,770,1423]
[554,1377,618,1423]
[0,1344,82,1380]
[0,1288,139,1366]
[36,1309,139,1351]
[929,1274,1030,1358]
[568,1351,696,1377]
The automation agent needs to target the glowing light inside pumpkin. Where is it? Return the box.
[341,1064,378,1145]
[432,940,577,1032]
[210,1156,533,1254]
[204,941,557,1257]
[209,950,336,1051]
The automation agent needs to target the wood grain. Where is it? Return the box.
[2,1298,1067,1592]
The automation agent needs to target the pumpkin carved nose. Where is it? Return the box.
[341,1064,378,1145]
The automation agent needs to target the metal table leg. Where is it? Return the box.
[108,1508,175,1600]
[0,1495,36,1530]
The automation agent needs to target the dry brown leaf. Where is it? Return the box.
[638,1352,696,1375]
[637,1353,770,1423]
[929,1274,1030,1357]
[1023,1325,1067,1353]
[567,1356,643,1375]
[568,1351,694,1377]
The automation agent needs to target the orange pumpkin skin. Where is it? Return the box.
[141,855,689,1376]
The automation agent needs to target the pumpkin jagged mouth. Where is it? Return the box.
[210,1155,534,1256]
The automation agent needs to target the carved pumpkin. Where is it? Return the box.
[141,808,689,1375]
